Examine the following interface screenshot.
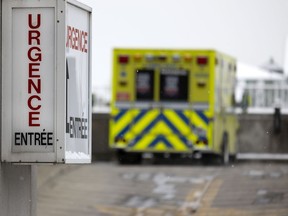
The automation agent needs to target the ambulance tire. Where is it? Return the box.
[201,153,217,165]
[229,154,237,163]
[221,132,229,166]
[116,150,142,165]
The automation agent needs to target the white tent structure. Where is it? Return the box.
[237,62,284,81]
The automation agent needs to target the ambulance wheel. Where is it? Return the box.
[116,150,142,164]
[201,153,216,165]
[229,154,237,163]
[221,133,229,165]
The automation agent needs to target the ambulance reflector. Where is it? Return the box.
[118,55,129,64]
[116,92,130,101]
[197,56,208,65]
[184,54,192,62]
[133,54,142,62]
[146,54,154,62]
[172,54,180,62]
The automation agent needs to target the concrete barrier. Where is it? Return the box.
[91,112,288,161]
[237,113,288,153]
[92,113,114,161]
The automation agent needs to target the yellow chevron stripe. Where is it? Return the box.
[166,135,189,151]
[150,120,171,134]
[191,112,208,130]
[132,121,189,151]
[153,142,169,151]
[124,131,136,142]
[131,109,159,134]
[112,111,134,138]
[164,109,191,135]
[111,108,119,116]
[187,133,198,144]
[132,134,155,151]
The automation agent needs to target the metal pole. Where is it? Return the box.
[0,0,37,215]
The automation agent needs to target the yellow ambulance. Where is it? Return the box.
[110,49,238,164]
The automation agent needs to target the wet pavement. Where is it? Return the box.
[37,161,288,216]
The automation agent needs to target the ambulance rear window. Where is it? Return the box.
[160,69,188,101]
[135,69,154,101]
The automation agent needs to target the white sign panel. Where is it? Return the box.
[12,8,55,153]
[65,2,91,163]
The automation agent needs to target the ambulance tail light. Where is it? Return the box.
[118,55,129,64]
[115,136,127,143]
[197,56,208,65]
[195,139,208,145]
[157,55,167,61]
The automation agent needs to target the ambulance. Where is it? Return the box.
[110,49,238,164]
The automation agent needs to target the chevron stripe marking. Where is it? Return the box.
[131,109,159,134]
[195,110,209,125]
[129,113,192,148]
[148,135,174,149]
[115,110,147,138]
[165,110,190,135]
[114,109,128,122]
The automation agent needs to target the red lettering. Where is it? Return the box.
[71,27,75,49]
[73,28,79,50]
[28,30,41,45]
[29,112,40,127]
[27,95,41,110]
[28,79,41,94]
[28,47,42,62]
[66,25,88,53]
[28,14,41,29]
[27,14,42,127]
[29,63,40,78]
[66,26,72,47]
[84,32,88,53]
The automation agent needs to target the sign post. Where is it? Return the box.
[1,0,92,163]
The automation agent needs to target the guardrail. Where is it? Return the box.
[243,84,288,108]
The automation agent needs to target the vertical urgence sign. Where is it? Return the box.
[1,0,92,163]
[12,9,55,153]
[65,2,91,163]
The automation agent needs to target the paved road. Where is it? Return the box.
[37,161,288,216]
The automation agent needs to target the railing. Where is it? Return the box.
[238,83,288,113]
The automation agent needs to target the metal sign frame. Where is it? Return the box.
[1,0,92,163]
